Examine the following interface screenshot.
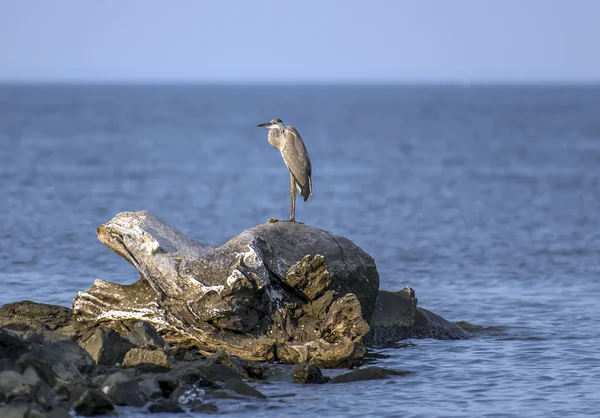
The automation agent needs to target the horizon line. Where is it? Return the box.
[1,79,600,87]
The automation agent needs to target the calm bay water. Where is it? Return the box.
[1,84,599,417]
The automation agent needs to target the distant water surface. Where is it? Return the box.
[1,84,599,417]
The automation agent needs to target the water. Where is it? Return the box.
[1,84,599,417]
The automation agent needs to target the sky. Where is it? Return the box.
[0,0,599,83]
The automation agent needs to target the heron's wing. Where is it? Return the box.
[282,126,312,201]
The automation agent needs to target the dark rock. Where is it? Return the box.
[0,370,31,402]
[208,350,248,378]
[0,301,78,337]
[154,375,179,398]
[244,361,269,380]
[167,359,238,386]
[0,358,17,373]
[33,380,55,411]
[79,327,134,366]
[366,288,470,347]
[107,379,146,407]
[148,398,185,413]
[138,379,163,400]
[97,369,139,392]
[73,211,378,367]
[16,352,56,387]
[291,364,330,384]
[71,388,114,416]
[126,321,166,349]
[168,383,204,405]
[121,347,171,370]
[222,377,266,399]
[0,328,33,362]
[0,403,45,418]
[46,407,72,418]
[190,402,218,413]
[330,366,412,384]
[46,338,97,382]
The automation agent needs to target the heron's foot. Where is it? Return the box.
[268,218,279,223]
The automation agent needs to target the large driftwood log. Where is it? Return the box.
[73,211,379,367]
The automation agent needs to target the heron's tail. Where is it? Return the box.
[301,176,312,202]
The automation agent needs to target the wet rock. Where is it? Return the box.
[45,407,72,418]
[0,370,31,402]
[138,379,163,400]
[71,388,114,416]
[0,328,33,363]
[121,347,171,371]
[330,366,412,384]
[126,321,166,349]
[79,327,134,366]
[16,352,56,387]
[98,369,139,392]
[291,364,330,384]
[46,338,96,382]
[208,350,248,378]
[106,379,146,407]
[167,359,238,386]
[223,377,266,399]
[168,383,204,405]
[46,407,72,418]
[366,288,470,347]
[148,398,185,413]
[0,301,78,337]
[0,403,44,418]
[244,361,269,380]
[190,402,218,413]
[73,211,378,366]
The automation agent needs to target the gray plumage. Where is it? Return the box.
[257,118,312,221]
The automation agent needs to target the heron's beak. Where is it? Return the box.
[257,122,271,128]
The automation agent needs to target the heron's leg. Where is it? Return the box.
[289,172,296,222]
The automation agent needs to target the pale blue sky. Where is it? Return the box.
[0,0,598,82]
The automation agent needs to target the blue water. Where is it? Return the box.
[1,84,600,417]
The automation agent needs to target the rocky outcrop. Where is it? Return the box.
[365,288,470,347]
[73,211,379,367]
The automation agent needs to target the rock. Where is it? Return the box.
[32,380,55,411]
[0,301,78,337]
[0,403,44,418]
[222,377,266,399]
[79,327,134,366]
[330,366,412,384]
[121,348,171,370]
[168,383,204,405]
[126,321,166,349]
[0,328,33,362]
[138,379,163,400]
[98,369,139,392]
[244,361,269,380]
[46,407,72,418]
[16,352,56,387]
[106,379,146,407]
[0,370,31,402]
[71,388,114,416]
[167,359,239,386]
[208,350,248,378]
[190,402,218,413]
[148,398,185,413]
[365,288,470,347]
[45,338,96,382]
[73,211,378,367]
[291,364,330,384]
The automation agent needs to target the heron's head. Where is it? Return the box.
[257,118,285,130]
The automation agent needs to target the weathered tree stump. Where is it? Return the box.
[73,211,379,367]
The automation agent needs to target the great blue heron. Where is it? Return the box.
[257,118,312,222]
